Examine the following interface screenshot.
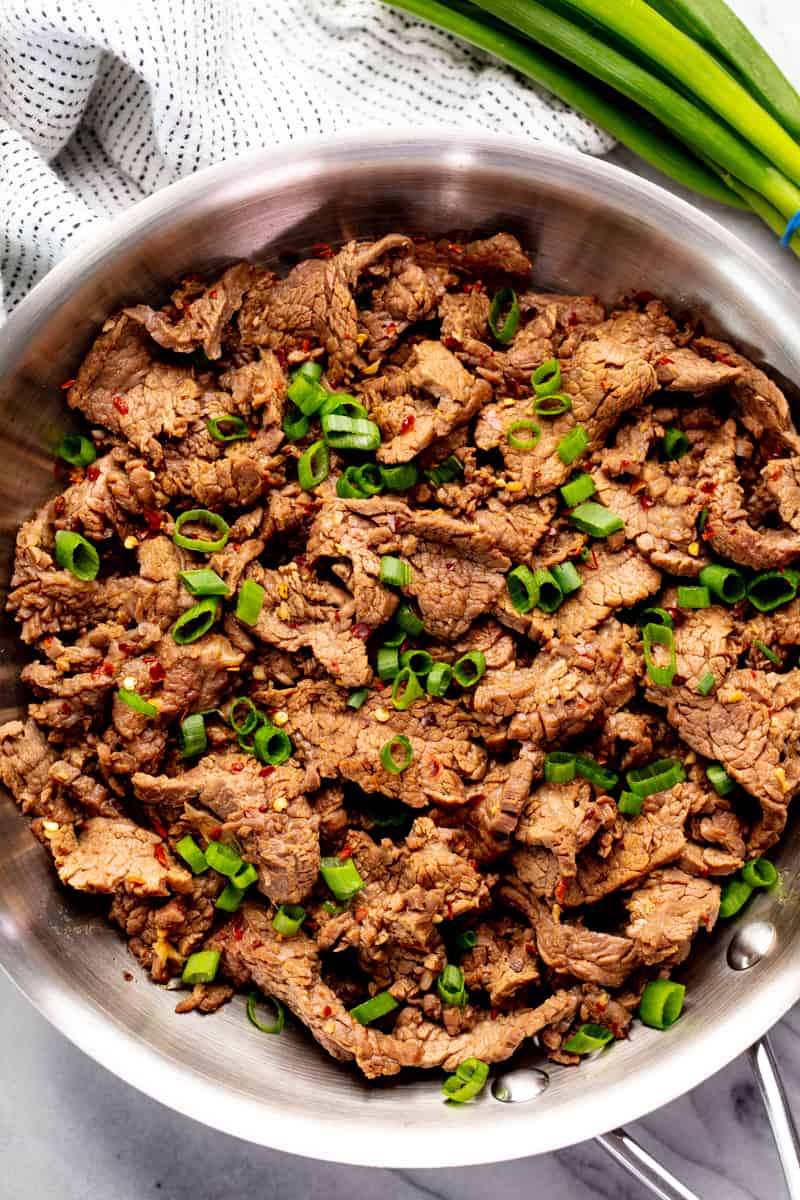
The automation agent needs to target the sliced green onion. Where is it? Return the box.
[380,734,412,774]
[318,394,369,421]
[205,841,243,878]
[283,406,310,442]
[454,929,479,956]
[382,626,406,649]
[562,1023,614,1054]
[232,861,258,890]
[347,687,370,710]
[296,361,323,383]
[247,992,285,1035]
[754,639,782,666]
[229,696,259,736]
[117,688,158,718]
[273,903,307,936]
[400,649,433,676]
[379,556,412,587]
[677,584,711,609]
[253,723,292,766]
[719,878,753,919]
[207,414,250,442]
[215,882,247,912]
[557,426,589,465]
[171,597,218,644]
[235,578,265,626]
[560,473,595,506]
[696,672,716,696]
[662,427,690,460]
[575,754,619,791]
[298,440,330,491]
[56,433,96,467]
[748,569,799,613]
[742,859,778,889]
[618,790,644,817]
[707,764,735,797]
[697,507,709,535]
[392,667,424,711]
[569,501,624,538]
[380,462,419,492]
[507,419,541,451]
[377,645,400,682]
[699,564,746,604]
[437,964,467,1007]
[287,374,326,416]
[488,287,521,344]
[531,568,563,613]
[178,713,207,758]
[178,568,230,597]
[173,509,230,554]
[175,836,208,874]
[336,466,367,498]
[544,751,577,783]
[639,980,686,1030]
[349,992,400,1025]
[321,413,381,451]
[626,758,686,797]
[550,561,582,596]
[320,855,365,901]
[182,950,220,985]
[638,606,674,629]
[534,392,572,417]
[531,358,562,397]
[355,462,384,497]
[425,456,464,487]
[396,603,424,636]
[54,530,100,581]
[442,1058,489,1104]
[507,564,539,614]
[426,662,453,697]
[453,650,486,688]
[643,622,677,687]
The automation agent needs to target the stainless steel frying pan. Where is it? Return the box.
[1,134,800,1199]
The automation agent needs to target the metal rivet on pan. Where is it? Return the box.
[491,1067,550,1103]
[727,920,776,970]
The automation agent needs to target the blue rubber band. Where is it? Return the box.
[781,209,800,246]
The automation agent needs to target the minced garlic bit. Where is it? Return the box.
[273,796,288,813]
[495,478,507,489]
[252,665,266,681]
[277,581,290,599]
[504,481,523,493]
[355,332,368,346]
[123,535,140,550]
[501,396,517,408]
[42,819,60,833]
[725,689,745,702]
[324,1020,336,1035]
[276,603,290,621]
[687,541,700,557]
[775,766,788,794]
[373,707,391,723]
[272,710,289,727]
[552,903,562,923]
[122,676,138,691]
[361,358,382,376]
[153,931,182,964]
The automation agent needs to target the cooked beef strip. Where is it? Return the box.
[52,817,192,897]
[515,778,618,879]
[760,457,800,532]
[528,545,661,642]
[623,868,720,966]
[460,916,539,1005]
[533,901,639,988]
[694,335,800,454]
[125,262,257,359]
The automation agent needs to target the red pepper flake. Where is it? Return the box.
[338,844,353,860]
[350,622,373,642]
[301,338,310,353]
[151,816,169,839]
[568,310,579,327]
[354,907,368,922]
[230,761,245,774]
[275,347,287,367]
[610,655,624,679]
[524,942,537,957]
[259,765,275,778]
[429,759,441,778]
[60,378,77,390]
[122,970,134,982]
[699,480,717,494]
[657,354,673,365]
[208,289,218,299]
[701,525,715,541]
[112,395,129,415]
[208,825,223,841]
[311,242,335,259]
[149,662,166,683]
[448,243,464,255]
[119,643,137,656]
[442,335,459,351]
[588,549,599,570]
[85,464,100,482]
[400,413,415,434]
[143,508,163,532]
[54,495,66,515]
[447,902,454,920]
[154,844,168,868]
[233,920,244,941]
[385,322,397,336]
[322,1005,333,1018]
[60,702,72,715]
[714,352,737,366]
[555,879,569,904]
[639,494,656,511]
[490,1008,499,1021]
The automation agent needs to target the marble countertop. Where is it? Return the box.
[4,3,800,1198]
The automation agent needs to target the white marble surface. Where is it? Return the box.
[4,3,800,1199]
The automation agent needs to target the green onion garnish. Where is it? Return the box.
[232,862,258,891]
[748,568,799,612]
[677,584,711,609]
[453,650,486,688]
[753,639,781,665]
[247,992,285,1035]
[742,858,778,889]
[454,929,478,956]
[175,835,208,874]
[235,578,265,627]
[182,950,220,985]
[320,855,365,900]
[707,764,735,796]
[178,713,207,758]
[662,427,690,460]
[697,507,709,535]
[377,646,400,682]
[569,501,624,538]
[699,563,746,604]
[382,626,406,649]
[507,564,539,613]
[696,671,716,695]
[283,406,310,442]
[531,358,562,397]
[215,882,248,912]
[298,440,330,491]
[560,472,595,507]
[229,696,260,736]
[719,878,753,919]
[396,603,424,636]
[353,462,383,497]
[643,622,677,687]
[171,597,218,644]
[319,394,369,421]
[557,426,589,465]
[321,413,381,452]
[205,840,244,877]
[638,980,685,1030]
[506,419,541,451]
[488,287,520,344]
[442,1058,489,1104]
[288,373,325,415]
[425,456,464,487]
[380,734,412,774]
[172,509,230,554]
[56,433,96,467]
[638,607,674,629]
[437,964,467,1007]
[531,568,563,613]
[550,560,582,596]
[400,649,433,676]
[575,753,618,791]
[273,903,307,936]
[626,758,686,797]
[562,1022,613,1054]
[426,662,453,697]
[380,462,419,492]
[534,392,572,416]
[392,667,425,711]
[544,751,576,783]
[254,723,292,766]
[347,687,370,710]
[617,790,644,817]
[349,991,400,1025]
[178,568,230,597]
[379,555,412,587]
[336,466,366,499]
[54,530,100,581]
[207,414,250,442]
[117,688,159,718]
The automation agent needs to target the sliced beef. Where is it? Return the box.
[460,233,533,278]
[624,868,720,966]
[361,248,455,357]
[125,262,257,359]
[694,336,800,453]
[460,917,539,1005]
[219,350,287,422]
[53,817,191,897]
[529,545,661,641]
[647,596,741,695]
[759,457,800,533]
[110,873,223,981]
[533,902,639,988]
[516,778,617,879]
[0,718,68,820]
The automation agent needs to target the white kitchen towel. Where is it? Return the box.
[0,0,614,315]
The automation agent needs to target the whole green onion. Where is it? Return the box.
[544,750,576,783]
[320,855,365,900]
[235,578,265,626]
[426,662,453,697]
[175,835,208,874]
[207,414,250,442]
[182,950,220,985]
[638,979,685,1030]
[699,564,746,604]
[442,1057,489,1104]
[488,287,521,343]
[562,1022,613,1054]
[56,433,96,467]
[273,903,307,936]
[247,992,285,1035]
[380,734,412,774]
[557,425,589,465]
[171,598,219,645]
[179,568,230,597]
[560,472,595,506]
[349,992,400,1025]
[173,509,230,553]
[298,440,330,490]
[453,650,486,687]
[54,530,100,581]
[506,419,541,450]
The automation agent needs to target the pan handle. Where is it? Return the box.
[595,1034,800,1200]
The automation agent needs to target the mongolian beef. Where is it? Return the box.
[2,231,798,1095]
